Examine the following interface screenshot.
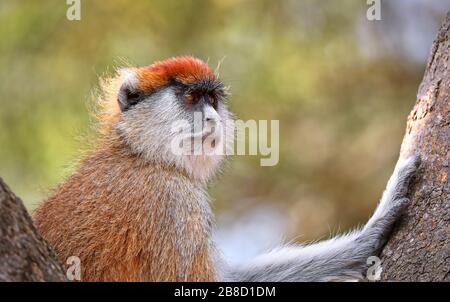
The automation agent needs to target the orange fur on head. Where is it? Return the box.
[137,56,216,92]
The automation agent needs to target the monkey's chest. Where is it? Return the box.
[144,202,217,281]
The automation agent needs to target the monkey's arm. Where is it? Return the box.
[224,155,420,282]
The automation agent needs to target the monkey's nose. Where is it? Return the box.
[205,117,219,124]
[204,115,222,123]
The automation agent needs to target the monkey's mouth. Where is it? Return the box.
[185,127,222,154]
[178,124,223,156]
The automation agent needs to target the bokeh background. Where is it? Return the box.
[1,0,448,264]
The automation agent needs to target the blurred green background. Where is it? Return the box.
[0,0,448,263]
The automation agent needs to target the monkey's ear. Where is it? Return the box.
[118,84,142,112]
[117,68,142,112]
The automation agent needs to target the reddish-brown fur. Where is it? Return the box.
[34,136,217,281]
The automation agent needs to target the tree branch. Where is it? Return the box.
[0,177,66,281]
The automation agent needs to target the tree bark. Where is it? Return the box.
[380,12,450,281]
[0,177,66,281]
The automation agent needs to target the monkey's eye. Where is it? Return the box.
[184,92,195,104]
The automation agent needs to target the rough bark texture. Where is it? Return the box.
[380,12,450,281]
[0,177,66,281]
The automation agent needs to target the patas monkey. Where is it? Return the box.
[33,56,420,281]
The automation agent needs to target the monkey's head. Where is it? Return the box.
[98,56,233,182]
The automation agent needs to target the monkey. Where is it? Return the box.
[33,56,420,281]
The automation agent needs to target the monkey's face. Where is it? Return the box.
[114,57,233,182]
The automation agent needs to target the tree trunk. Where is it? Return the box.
[0,177,66,281]
[380,12,450,281]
